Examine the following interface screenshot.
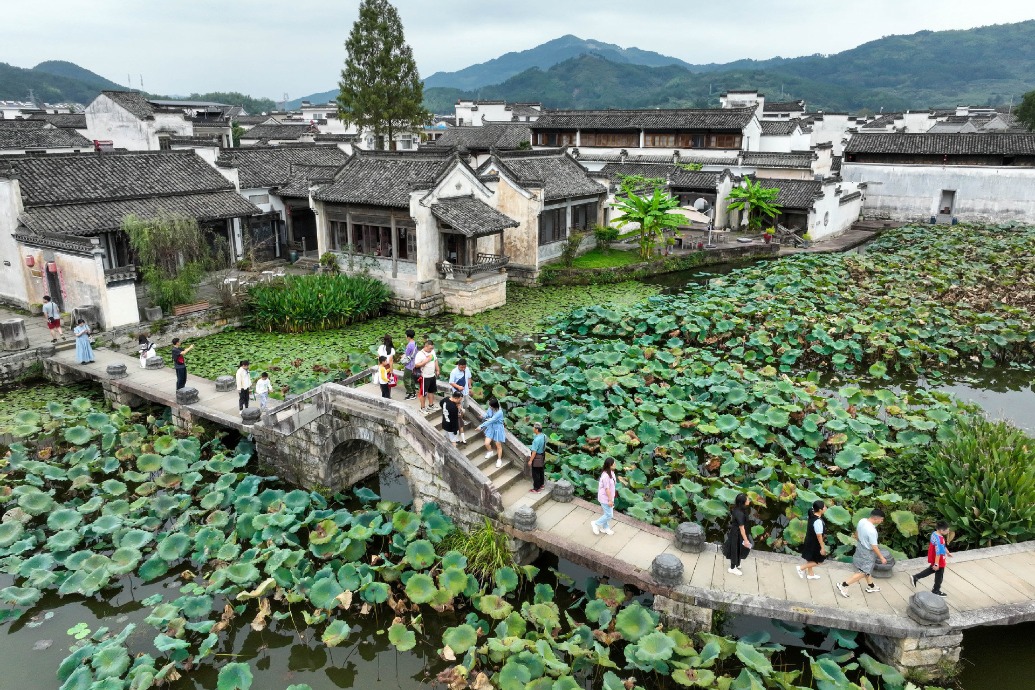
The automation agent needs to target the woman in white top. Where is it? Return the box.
[377,334,396,368]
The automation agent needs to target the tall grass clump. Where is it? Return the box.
[926,416,1035,547]
[247,274,391,333]
[438,518,515,581]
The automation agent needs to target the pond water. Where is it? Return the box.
[3,254,1034,689]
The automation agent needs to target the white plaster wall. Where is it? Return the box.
[810,115,852,156]
[86,95,156,150]
[900,112,937,133]
[743,119,763,152]
[841,163,1035,223]
[759,135,791,153]
[0,178,30,306]
[807,183,861,241]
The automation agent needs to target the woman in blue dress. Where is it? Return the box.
[74,319,95,364]
[478,397,506,469]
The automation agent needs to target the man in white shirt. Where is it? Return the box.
[836,508,887,597]
[414,340,440,416]
[236,360,252,411]
[255,372,272,411]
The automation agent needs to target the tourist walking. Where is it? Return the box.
[236,360,252,410]
[911,520,953,597]
[725,493,752,576]
[73,319,94,364]
[796,500,828,580]
[170,338,194,391]
[590,457,617,535]
[441,390,462,448]
[42,295,64,342]
[836,508,886,597]
[479,397,506,468]
[527,421,547,493]
[448,358,471,442]
[401,329,418,400]
[138,334,157,368]
[414,340,439,415]
[255,372,272,411]
[376,355,392,399]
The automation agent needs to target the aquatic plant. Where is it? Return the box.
[246,274,391,333]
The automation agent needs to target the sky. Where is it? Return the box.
[3,0,1034,100]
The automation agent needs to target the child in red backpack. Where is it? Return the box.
[910,521,953,597]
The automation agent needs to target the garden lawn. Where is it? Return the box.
[569,248,641,269]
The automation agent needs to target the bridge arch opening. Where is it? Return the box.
[327,436,414,504]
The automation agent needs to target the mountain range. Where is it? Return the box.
[6,21,1035,116]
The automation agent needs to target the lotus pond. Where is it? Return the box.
[0,397,933,690]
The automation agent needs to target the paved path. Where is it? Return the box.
[0,305,69,350]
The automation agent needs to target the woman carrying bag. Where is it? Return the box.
[724,493,752,576]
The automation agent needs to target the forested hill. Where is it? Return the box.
[422,20,1035,113]
[0,61,124,104]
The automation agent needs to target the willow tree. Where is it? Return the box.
[337,0,429,150]
[123,213,227,311]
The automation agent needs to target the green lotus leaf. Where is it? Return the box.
[282,489,312,512]
[136,454,162,472]
[475,594,513,620]
[77,495,104,514]
[309,577,344,610]
[336,563,361,591]
[695,498,728,519]
[321,619,352,647]
[151,435,176,455]
[403,573,437,605]
[14,410,42,426]
[442,623,478,654]
[137,556,170,582]
[224,562,259,585]
[525,602,560,631]
[64,426,94,445]
[716,414,740,433]
[216,662,253,690]
[0,585,41,607]
[353,486,379,503]
[387,622,416,651]
[440,550,468,570]
[309,519,338,545]
[423,511,453,542]
[200,490,225,511]
[0,521,24,548]
[161,455,188,474]
[361,581,389,604]
[404,539,436,569]
[857,653,905,686]
[735,640,773,676]
[438,567,468,597]
[18,490,56,516]
[156,533,191,561]
[585,598,613,627]
[391,510,420,538]
[109,547,142,575]
[85,412,111,430]
[91,515,123,535]
[498,660,531,689]
[890,510,919,537]
[822,505,851,526]
[59,665,93,690]
[47,529,82,552]
[615,602,656,643]
[118,529,154,550]
[91,645,131,680]
[811,657,851,685]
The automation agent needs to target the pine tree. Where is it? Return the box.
[337,0,429,150]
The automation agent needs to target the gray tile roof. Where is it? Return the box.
[597,162,718,189]
[750,177,822,209]
[216,145,350,189]
[430,123,531,151]
[277,165,345,198]
[9,150,238,206]
[19,191,259,236]
[741,151,815,169]
[430,196,519,237]
[831,155,842,174]
[313,149,456,207]
[486,150,607,201]
[575,151,736,166]
[844,132,1035,156]
[861,113,901,130]
[239,123,317,141]
[100,91,156,119]
[764,100,806,113]
[759,119,802,136]
[0,126,91,151]
[169,135,222,147]
[30,113,87,129]
[530,107,757,131]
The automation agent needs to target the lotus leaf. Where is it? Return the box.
[387,622,416,651]
[440,550,467,570]
[91,514,123,535]
[109,547,142,576]
[309,577,344,610]
[437,567,468,597]
[823,505,851,526]
[136,454,162,472]
[353,486,379,503]
[155,533,190,561]
[48,530,82,552]
[64,426,94,445]
[1,585,41,607]
[118,529,154,550]
[404,539,436,569]
[615,603,656,642]
[309,518,338,545]
[403,573,437,604]
[216,662,253,690]
[889,510,918,537]
[321,619,352,647]
[476,594,513,620]
[137,557,169,582]
[493,566,519,594]
[18,490,56,516]
[735,640,773,676]
[361,581,389,604]
[0,521,24,548]
[392,510,420,539]
[857,653,905,686]
[161,455,189,474]
[91,646,131,680]
[442,623,478,654]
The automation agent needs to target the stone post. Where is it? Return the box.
[0,319,30,351]
[865,592,959,682]
[143,306,163,322]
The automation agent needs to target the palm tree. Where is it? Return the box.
[611,186,685,261]
[726,177,782,233]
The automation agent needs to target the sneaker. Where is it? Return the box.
[495,459,503,469]
[728,567,743,576]
[807,574,821,580]
[418,407,426,415]
[591,522,600,535]
[909,574,917,588]
[603,528,614,535]
[865,584,882,594]
[795,566,805,579]
[933,590,948,597]
[485,450,494,459]
[836,582,850,598]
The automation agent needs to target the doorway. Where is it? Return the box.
[46,267,63,311]
[443,234,468,265]
[938,190,956,216]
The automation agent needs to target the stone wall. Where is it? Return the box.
[0,344,53,387]
[440,271,507,315]
[652,594,713,634]
[866,630,962,682]
[93,306,242,353]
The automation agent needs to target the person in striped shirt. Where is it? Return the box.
[911,521,953,597]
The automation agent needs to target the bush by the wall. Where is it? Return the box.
[247,274,390,333]
[926,416,1035,548]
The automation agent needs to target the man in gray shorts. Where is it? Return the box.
[836,508,886,597]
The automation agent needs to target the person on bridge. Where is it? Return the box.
[797,500,828,580]
[73,319,94,364]
[479,398,507,469]
[170,338,194,391]
[448,359,472,443]
[255,372,273,411]
[415,340,440,415]
[378,334,396,369]
[911,520,952,597]
[236,361,252,410]
[42,295,64,342]
[401,329,418,400]
[441,390,462,447]
[591,457,617,536]
[528,422,547,493]
[725,493,752,576]
[376,355,392,399]
[138,334,157,368]
[837,508,886,597]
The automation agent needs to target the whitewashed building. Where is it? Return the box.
[455,100,541,127]
[85,91,233,151]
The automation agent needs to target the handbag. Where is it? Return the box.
[388,372,398,388]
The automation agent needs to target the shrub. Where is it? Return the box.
[926,416,1035,547]
[246,274,391,333]
[319,252,340,273]
[437,518,515,581]
[592,224,620,251]
[559,230,586,267]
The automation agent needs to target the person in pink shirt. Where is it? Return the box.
[591,458,617,535]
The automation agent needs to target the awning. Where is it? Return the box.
[431,196,519,238]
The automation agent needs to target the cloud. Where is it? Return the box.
[1,0,1033,98]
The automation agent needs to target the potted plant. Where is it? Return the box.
[801,232,813,248]
[763,227,776,244]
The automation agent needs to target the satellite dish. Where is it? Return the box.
[692,198,712,213]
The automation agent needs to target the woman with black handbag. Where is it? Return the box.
[724,493,752,576]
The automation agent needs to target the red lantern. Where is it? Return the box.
[46,261,58,273]
[24,256,34,267]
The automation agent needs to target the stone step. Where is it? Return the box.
[499,477,552,511]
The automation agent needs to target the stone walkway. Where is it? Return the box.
[0,304,70,350]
